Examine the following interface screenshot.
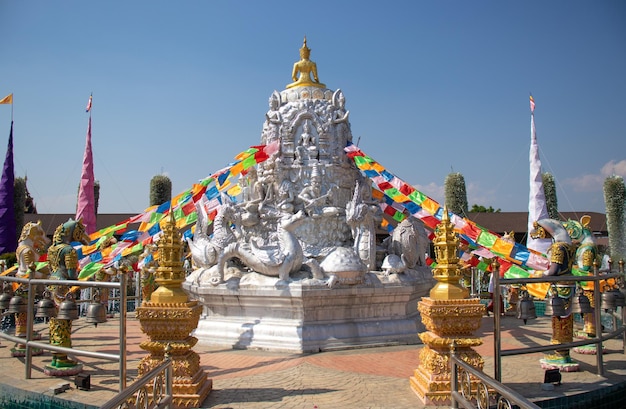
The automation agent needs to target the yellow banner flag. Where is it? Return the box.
[0,93,13,104]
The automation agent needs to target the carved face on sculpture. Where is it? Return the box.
[19,221,50,251]
[52,218,90,246]
[269,93,279,111]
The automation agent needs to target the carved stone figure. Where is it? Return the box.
[213,210,307,284]
[346,180,379,270]
[264,91,283,142]
[46,218,90,372]
[12,221,50,356]
[564,216,600,348]
[16,221,50,280]
[383,216,430,273]
[187,195,241,269]
[530,218,578,371]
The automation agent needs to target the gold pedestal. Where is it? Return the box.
[136,301,212,408]
[410,297,485,406]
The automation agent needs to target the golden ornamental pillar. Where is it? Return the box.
[136,212,212,408]
[410,207,486,406]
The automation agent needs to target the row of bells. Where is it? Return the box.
[517,288,626,322]
[0,291,107,324]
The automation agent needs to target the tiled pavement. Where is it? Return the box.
[0,311,625,408]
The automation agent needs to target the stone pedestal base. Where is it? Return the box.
[11,331,43,357]
[573,331,605,355]
[11,347,43,357]
[184,269,434,353]
[539,358,580,372]
[43,363,83,377]
[410,297,486,406]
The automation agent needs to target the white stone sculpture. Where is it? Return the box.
[183,40,435,352]
[187,54,425,287]
[187,194,241,269]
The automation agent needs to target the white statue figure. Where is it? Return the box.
[346,180,380,271]
[187,195,241,269]
[383,216,430,271]
[213,210,308,285]
[297,168,339,218]
[264,91,283,143]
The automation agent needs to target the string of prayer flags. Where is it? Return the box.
[69,141,279,280]
[345,143,550,279]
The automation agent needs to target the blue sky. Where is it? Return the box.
[1,1,624,217]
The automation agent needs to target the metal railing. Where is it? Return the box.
[0,275,129,392]
[493,264,626,381]
[100,349,173,409]
[450,342,540,409]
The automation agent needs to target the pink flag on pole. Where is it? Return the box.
[76,115,97,235]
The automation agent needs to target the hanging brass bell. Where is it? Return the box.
[85,292,107,326]
[517,293,537,324]
[613,289,625,308]
[7,295,28,314]
[571,291,593,314]
[0,290,12,310]
[56,293,79,321]
[601,290,617,311]
[35,292,57,319]
[545,295,567,317]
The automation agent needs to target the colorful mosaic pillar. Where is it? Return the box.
[410,208,486,406]
[136,212,212,409]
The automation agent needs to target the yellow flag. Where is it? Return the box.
[0,93,12,104]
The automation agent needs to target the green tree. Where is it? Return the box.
[94,180,100,216]
[75,179,100,216]
[13,177,26,240]
[469,204,501,213]
[542,172,559,220]
[150,175,172,206]
[444,172,469,216]
[603,175,626,263]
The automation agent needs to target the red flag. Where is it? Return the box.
[76,116,97,235]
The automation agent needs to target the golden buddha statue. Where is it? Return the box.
[286,37,326,89]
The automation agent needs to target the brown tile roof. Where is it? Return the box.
[466,211,608,235]
[24,213,140,237]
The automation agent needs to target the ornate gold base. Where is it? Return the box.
[136,300,212,408]
[138,352,212,408]
[411,297,485,406]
